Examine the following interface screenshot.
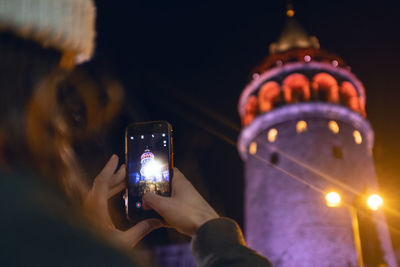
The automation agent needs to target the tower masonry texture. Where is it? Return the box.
[238,15,398,267]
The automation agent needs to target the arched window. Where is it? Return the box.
[282,73,310,103]
[242,95,258,126]
[312,73,339,103]
[258,81,281,113]
[340,81,365,116]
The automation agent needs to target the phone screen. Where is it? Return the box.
[126,124,172,220]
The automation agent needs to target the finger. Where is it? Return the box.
[96,154,119,183]
[123,218,164,247]
[110,164,126,188]
[142,200,152,210]
[84,191,113,226]
[141,196,154,210]
[171,167,194,194]
[142,192,171,216]
[108,182,126,198]
[171,167,184,188]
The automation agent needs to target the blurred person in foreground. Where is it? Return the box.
[0,0,271,266]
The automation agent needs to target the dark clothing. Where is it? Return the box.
[193,218,272,267]
[0,171,137,266]
[0,172,271,266]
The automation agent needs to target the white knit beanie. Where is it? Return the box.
[0,0,96,64]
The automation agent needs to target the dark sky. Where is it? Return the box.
[92,0,400,250]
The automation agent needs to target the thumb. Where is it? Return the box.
[142,192,171,216]
[123,218,164,248]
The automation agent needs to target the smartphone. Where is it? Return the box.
[125,121,173,222]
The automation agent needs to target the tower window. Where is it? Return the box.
[328,120,339,134]
[332,146,343,159]
[340,81,365,117]
[249,142,257,155]
[270,152,279,165]
[282,73,310,103]
[311,73,339,103]
[258,81,281,113]
[296,120,307,133]
[268,128,278,143]
[242,95,258,127]
[353,130,363,144]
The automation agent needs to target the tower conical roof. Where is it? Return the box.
[269,16,320,54]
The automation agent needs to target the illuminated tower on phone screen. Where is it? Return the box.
[238,6,398,267]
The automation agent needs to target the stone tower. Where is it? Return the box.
[238,9,398,267]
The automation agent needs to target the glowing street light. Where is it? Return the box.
[367,194,383,211]
[323,191,383,267]
[325,191,341,207]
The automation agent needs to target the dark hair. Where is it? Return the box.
[0,31,87,201]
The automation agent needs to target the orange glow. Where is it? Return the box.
[249,142,257,155]
[328,121,339,134]
[258,81,281,113]
[353,130,362,144]
[242,95,258,126]
[340,81,365,117]
[268,128,278,143]
[312,73,339,103]
[296,120,307,133]
[286,9,295,17]
[242,114,255,127]
[283,73,310,103]
[325,191,341,207]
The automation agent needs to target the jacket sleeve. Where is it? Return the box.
[191,217,272,267]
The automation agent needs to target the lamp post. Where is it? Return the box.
[325,191,384,267]
[348,205,364,267]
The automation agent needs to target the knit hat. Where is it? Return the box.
[0,0,96,64]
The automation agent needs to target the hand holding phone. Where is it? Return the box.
[125,121,218,237]
[142,168,219,237]
[125,121,173,222]
[84,154,163,248]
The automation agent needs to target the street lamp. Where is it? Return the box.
[325,191,385,267]
[324,191,363,267]
[325,191,341,207]
[348,205,363,267]
[367,194,383,211]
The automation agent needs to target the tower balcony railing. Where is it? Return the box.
[252,48,346,76]
[241,71,366,127]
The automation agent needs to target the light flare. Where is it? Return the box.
[325,191,341,207]
[142,160,163,178]
[367,194,383,211]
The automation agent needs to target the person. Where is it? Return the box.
[0,0,271,266]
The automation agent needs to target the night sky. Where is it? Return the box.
[89,0,400,251]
